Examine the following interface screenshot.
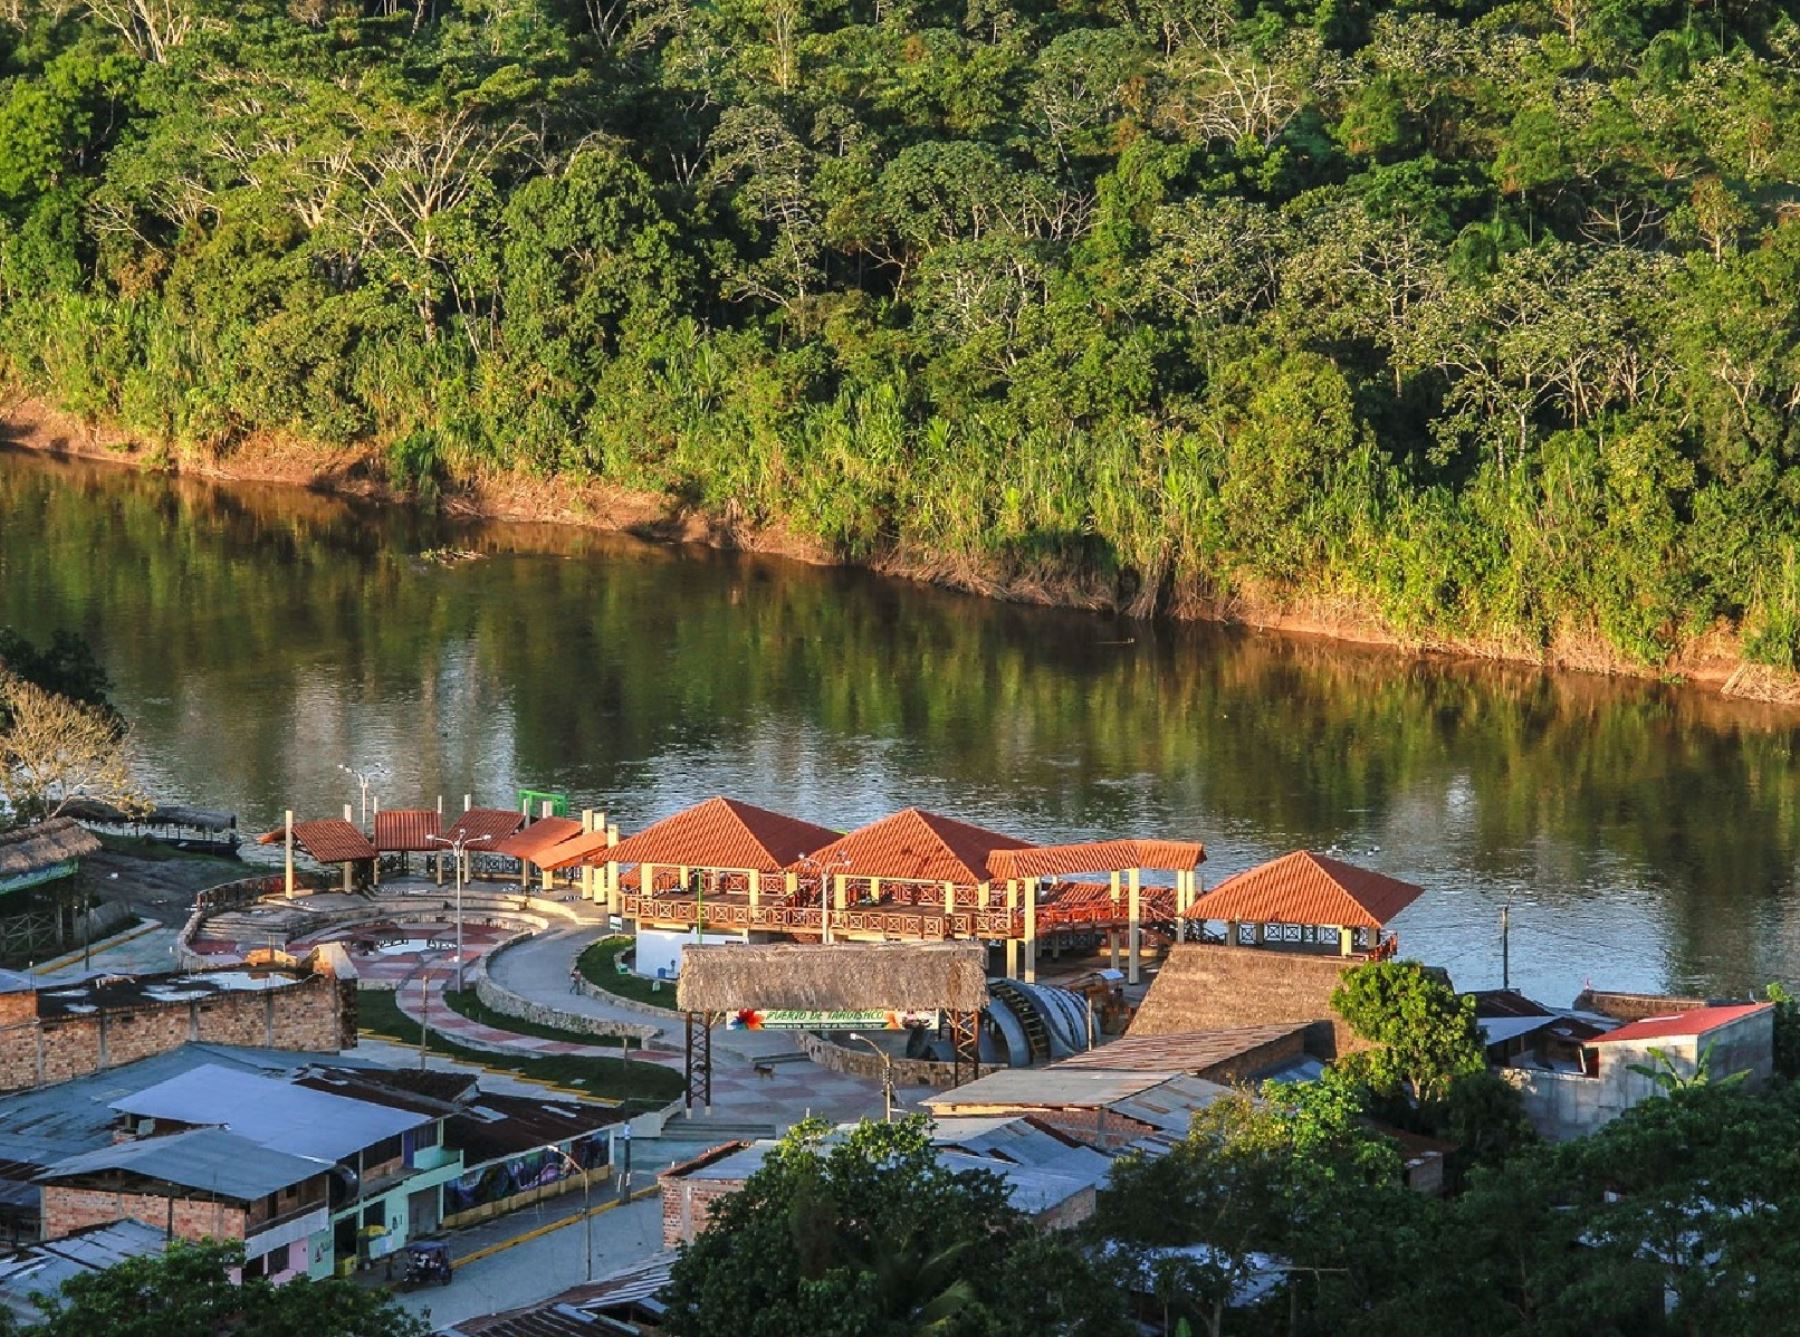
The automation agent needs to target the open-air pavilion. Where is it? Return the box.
[676,941,989,1106]
[570,796,839,917]
[492,815,584,891]
[1182,850,1420,958]
[256,816,377,895]
[574,800,1203,982]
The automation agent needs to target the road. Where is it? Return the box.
[394,1196,664,1330]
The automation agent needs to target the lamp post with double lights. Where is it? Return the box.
[426,831,492,993]
[338,765,382,829]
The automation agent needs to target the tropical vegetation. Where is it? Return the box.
[6,0,1800,666]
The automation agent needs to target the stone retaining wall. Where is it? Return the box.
[573,940,679,1018]
[468,933,658,1044]
[796,1031,1003,1089]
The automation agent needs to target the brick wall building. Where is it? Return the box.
[0,968,354,1092]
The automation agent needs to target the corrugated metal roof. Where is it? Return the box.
[990,840,1204,880]
[111,1064,429,1162]
[796,808,1031,885]
[1055,1025,1309,1073]
[1587,1003,1770,1045]
[1185,851,1422,930]
[373,809,441,853]
[605,797,840,873]
[0,1219,168,1316]
[38,1127,327,1200]
[255,819,377,864]
[444,808,527,846]
[0,1044,382,1169]
[924,1067,1188,1109]
[494,818,584,863]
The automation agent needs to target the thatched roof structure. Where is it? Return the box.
[677,942,988,1013]
[0,817,101,879]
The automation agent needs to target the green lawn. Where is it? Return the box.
[93,832,243,869]
[438,987,639,1048]
[355,990,682,1107]
[577,935,676,1010]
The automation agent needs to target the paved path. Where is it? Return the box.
[489,927,907,1127]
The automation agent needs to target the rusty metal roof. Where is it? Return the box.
[1055,1025,1309,1073]
[256,819,376,864]
[1185,851,1421,930]
[493,817,584,863]
[1586,1003,1771,1046]
[605,797,839,873]
[795,807,1031,885]
[372,809,440,853]
[990,839,1205,880]
[444,807,527,846]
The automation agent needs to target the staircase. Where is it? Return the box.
[989,978,1051,1064]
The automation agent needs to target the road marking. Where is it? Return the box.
[452,1187,656,1266]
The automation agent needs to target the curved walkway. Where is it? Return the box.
[487,927,896,1124]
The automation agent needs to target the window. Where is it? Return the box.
[412,1122,440,1150]
[362,1202,385,1230]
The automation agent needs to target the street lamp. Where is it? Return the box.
[407,944,453,1072]
[338,765,382,829]
[541,1144,594,1283]
[847,1032,895,1123]
[426,831,492,993]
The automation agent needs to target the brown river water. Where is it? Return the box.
[4,444,1798,1004]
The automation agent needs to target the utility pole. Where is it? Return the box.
[1500,902,1511,991]
[428,831,491,993]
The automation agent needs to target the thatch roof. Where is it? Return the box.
[0,817,101,878]
[677,942,988,1013]
[1128,943,1365,1059]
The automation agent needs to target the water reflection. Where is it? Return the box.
[3,444,1798,1003]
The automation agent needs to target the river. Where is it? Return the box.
[3,444,1797,1005]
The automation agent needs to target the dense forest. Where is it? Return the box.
[3,0,1800,668]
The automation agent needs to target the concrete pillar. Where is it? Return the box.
[944,880,955,918]
[1127,869,1142,985]
[606,827,620,915]
[978,881,990,909]
[1340,926,1353,957]
[1175,869,1187,943]
[642,863,655,899]
[749,869,761,909]
[1024,877,1038,984]
[833,875,847,911]
[785,871,799,897]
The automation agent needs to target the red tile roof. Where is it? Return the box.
[255,818,377,864]
[795,808,1032,885]
[990,839,1205,880]
[605,797,839,873]
[1184,851,1422,930]
[538,828,615,871]
[1586,1003,1772,1046]
[372,809,441,853]
[444,808,527,846]
[493,817,584,863]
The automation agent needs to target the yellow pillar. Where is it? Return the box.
[1340,926,1354,957]
[607,826,621,915]
[944,880,955,917]
[785,871,799,897]
[749,868,762,909]
[1004,880,1019,979]
[868,877,881,905]
[1174,869,1187,943]
[1024,877,1038,984]
[642,862,655,900]
[833,875,847,910]
[977,881,990,909]
[579,810,593,901]
[1127,868,1142,985]
[1109,871,1121,970]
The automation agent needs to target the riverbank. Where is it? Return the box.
[5,394,1794,706]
